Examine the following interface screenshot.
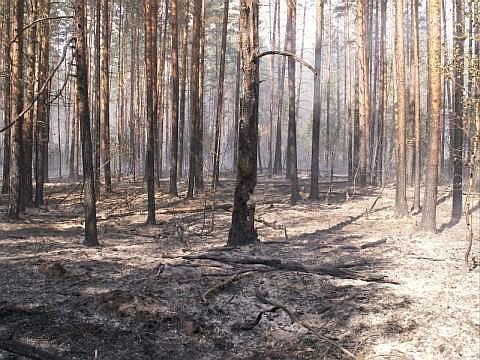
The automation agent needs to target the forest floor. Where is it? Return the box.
[0,175,479,360]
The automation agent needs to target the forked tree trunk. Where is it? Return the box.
[74,0,98,246]
[421,0,441,232]
[228,0,259,246]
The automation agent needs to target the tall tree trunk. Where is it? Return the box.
[273,0,284,175]
[2,0,11,194]
[267,0,277,176]
[94,0,101,195]
[23,1,36,208]
[451,0,465,219]
[196,0,205,192]
[187,0,201,199]
[157,0,167,182]
[8,0,24,218]
[228,0,259,246]
[74,0,98,246]
[286,0,300,202]
[421,0,442,231]
[212,0,230,185]
[232,24,241,174]
[129,28,137,180]
[394,0,408,216]
[169,0,180,195]
[34,0,50,207]
[178,0,190,178]
[356,0,370,186]
[412,0,421,211]
[101,0,112,193]
[145,0,157,224]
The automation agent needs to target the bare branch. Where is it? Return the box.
[253,50,317,75]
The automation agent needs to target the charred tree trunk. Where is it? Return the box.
[74,0,98,246]
[451,0,464,220]
[34,0,50,207]
[145,0,156,224]
[169,0,180,195]
[228,0,259,246]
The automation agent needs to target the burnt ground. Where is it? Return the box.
[0,175,479,360]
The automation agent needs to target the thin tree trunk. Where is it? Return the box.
[412,0,421,211]
[8,0,25,218]
[356,0,370,186]
[34,0,50,207]
[187,0,201,199]
[212,0,230,185]
[451,0,464,219]
[286,0,300,202]
[232,23,241,174]
[145,0,156,224]
[394,0,408,216]
[74,0,98,246]
[101,0,112,193]
[94,0,101,194]
[2,0,11,194]
[169,0,180,195]
[178,0,190,178]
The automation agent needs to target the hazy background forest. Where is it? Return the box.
[0,0,479,358]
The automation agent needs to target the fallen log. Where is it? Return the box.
[180,254,398,284]
[0,339,66,360]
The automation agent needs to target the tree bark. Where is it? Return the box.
[144,0,156,224]
[34,0,50,207]
[286,0,300,202]
[101,0,112,193]
[421,0,442,232]
[8,0,25,219]
[212,0,229,185]
[394,0,408,216]
[2,0,11,194]
[169,0,180,195]
[412,0,421,211]
[74,0,98,246]
[356,0,370,186]
[451,0,464,219]
[228,0,259,246]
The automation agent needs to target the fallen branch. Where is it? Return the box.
[255,291,358,359]
[181,254,397,284]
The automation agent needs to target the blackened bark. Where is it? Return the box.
[74,0,98,246]
[228,0,259,246]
